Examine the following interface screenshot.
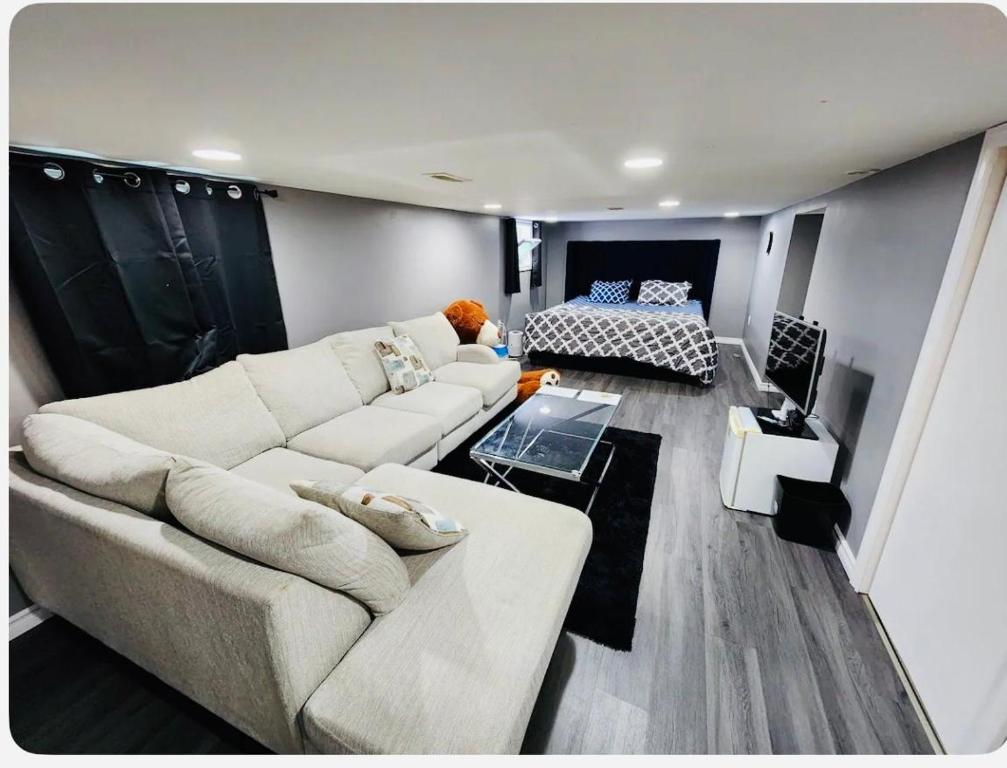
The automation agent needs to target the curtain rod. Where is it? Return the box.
[9,146,278,198]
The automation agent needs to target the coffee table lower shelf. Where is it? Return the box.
[470,437,616,516]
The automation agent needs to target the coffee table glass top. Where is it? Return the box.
[471,388,622,480]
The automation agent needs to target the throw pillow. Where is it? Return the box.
[166,460,410,614]
[588,279,632,303]
[388,312,460,370]
[374,335,434,394]
[638,279,692,306]
[291,480,468,551]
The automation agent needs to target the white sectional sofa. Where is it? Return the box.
[8,312,593,754]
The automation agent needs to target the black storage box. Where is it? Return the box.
[772,475,851,550]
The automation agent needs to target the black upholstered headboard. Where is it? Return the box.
[564,240,721,321]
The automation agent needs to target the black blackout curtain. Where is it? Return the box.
[9,152,287,398]
[502,217,520,295]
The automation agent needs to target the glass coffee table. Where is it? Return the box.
[470,387,622,515]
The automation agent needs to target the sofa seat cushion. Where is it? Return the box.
[328,326,394,404]
[371,382,482,437]
[388,313,460,371]
[238,341,363,439]
[230,448,364,496]
[166,461,410,615]
[39,361,285,469]
[433,360,521,407]
[301,464,592,755]
[287,407,440,472]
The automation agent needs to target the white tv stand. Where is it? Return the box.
[719,405,839,515]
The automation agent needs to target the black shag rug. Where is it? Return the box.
[433,405,660,652]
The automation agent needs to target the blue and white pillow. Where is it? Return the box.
[588,279,632,304]
[638,279,691,306]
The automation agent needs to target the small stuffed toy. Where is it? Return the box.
[443,299,500,346]
[516,368,561,403]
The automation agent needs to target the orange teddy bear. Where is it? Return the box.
[442,299,560,403]
[517,368,561,403]
[443,299,493,345]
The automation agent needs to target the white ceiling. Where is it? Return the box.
[10,3,1007,221]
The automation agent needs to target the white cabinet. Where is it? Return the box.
[719,406,839,515]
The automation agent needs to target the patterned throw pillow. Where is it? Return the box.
[290,480,468,551]
[374,335,434,393]
[588,279,632,303]
[638,279,692,306]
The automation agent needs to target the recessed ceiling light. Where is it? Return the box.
[724,211,741,218]
[659,199,680,208]
[483,203,502,210]
[192,149,242,161]
[624,157,663,169]
[544,217,558,224]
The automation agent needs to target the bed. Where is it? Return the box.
[524,239,721,385]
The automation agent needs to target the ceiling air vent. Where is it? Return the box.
[846,168,881,177]
[423,171,472,183]
[607,206,624,211]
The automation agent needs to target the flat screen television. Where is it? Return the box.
[764,312,826,420]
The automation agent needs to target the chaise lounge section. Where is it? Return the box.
[9,312,591,754]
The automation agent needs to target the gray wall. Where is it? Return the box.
[263,188,511,346]
[542,217,761,338]
[776,213,823,317]
[10,572,31,616]
[743,134,983,554]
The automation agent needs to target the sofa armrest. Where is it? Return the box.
[456,344,501,364]
[8,451,371,754]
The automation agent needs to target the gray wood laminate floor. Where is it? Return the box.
[520,345,932,755]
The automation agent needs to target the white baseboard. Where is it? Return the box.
[738,341,776,393]
[9,604,51,641]
[833,524,858,586]
[714,336,743,345]
[862,595,945,754]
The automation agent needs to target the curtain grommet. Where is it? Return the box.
[42,162,65,181]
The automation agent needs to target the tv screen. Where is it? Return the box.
[765,312,826,415]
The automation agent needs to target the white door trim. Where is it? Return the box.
[853,123,1007,593]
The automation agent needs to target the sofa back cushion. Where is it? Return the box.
[21,413,177,520]
[389,313,460,372]
[166,461,410,615]
[39,361,285,469]
[328,326,394,404]
[238,341,363,439]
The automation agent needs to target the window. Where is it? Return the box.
[516,219,540,272]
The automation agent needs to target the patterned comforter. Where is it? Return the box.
[524,302,719,385]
